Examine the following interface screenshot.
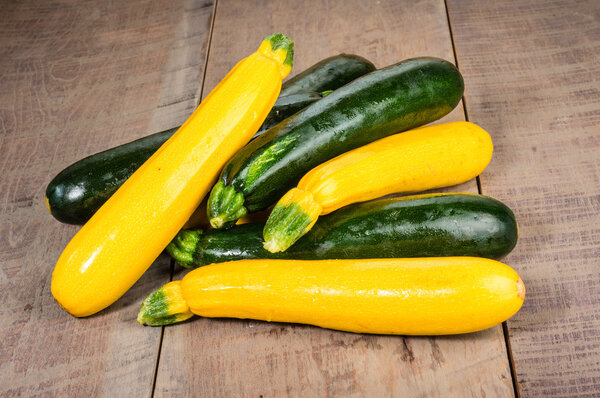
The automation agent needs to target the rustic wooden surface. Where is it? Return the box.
[447,0,600,396]
[0,0,598,396]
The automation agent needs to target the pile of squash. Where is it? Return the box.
[47,34,524,335]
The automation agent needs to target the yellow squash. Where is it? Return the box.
[137,257,525,335]
[52,34,294,317]
[263,121,493,252]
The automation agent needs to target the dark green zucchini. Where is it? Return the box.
[207,57,465,228]
[279,54,375,96]
[169,193,518,268]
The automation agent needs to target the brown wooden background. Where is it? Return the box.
[1,0,599,396]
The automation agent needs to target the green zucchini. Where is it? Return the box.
[279,54,375,96]
[46,54,375,225]
[169,193,518,268]
[207,57,465,228]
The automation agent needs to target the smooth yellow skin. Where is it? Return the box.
[299,121,493,214]
[182,199,210,229]
[52,39,291,317]
[174,257,524,335]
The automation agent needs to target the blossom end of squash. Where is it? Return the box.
[263,188,322,253]
[138,281,193,326]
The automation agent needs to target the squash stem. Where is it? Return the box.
[207,180,248,229]
[263,188,322,253]
[166,230,202,269]
[260,33,294,78]
[138,281,194,326]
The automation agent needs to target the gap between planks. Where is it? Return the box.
[150,260,173,398]
[443,0,520,396]
[149,1,219,396]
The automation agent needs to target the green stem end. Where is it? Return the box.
[263,188,322,253]
[207,180,248,229]
[166,230,202,269]
[263,33,294,68]
[138,281,194,326]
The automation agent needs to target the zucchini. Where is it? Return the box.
[46,92,322,225]
[51,34,294,317]
[46,53,372,225]
[207,57,465,228]
[279,54,375,96]
[168,193,518,268]
[137,257,525,335]
[263,121,493,252]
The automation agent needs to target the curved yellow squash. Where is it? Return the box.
[305,121,492,213]
[138,257,525,335]
[52,34,294,317]
[263,121,493,252]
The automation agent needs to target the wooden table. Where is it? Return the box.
[1,0,598,396]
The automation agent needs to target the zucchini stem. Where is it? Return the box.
[166,230,202,269]
[207,180,248,229]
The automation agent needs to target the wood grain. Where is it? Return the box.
[447,0,600,396]
[0,0,213,396]
[154,1,514,396]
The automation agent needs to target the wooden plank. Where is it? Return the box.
[446,0,600,396]
[154,1,514,396]
[0,1,214,396]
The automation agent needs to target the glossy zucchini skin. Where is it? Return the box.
[209,57,464,226]
[279,54,375,96]
[46,92,322,225]
[170,194,517,268]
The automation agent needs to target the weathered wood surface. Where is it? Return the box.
[5,0,599,395]
[447,0,600,396]
[153,1,514,397]
[0,0,213,396]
